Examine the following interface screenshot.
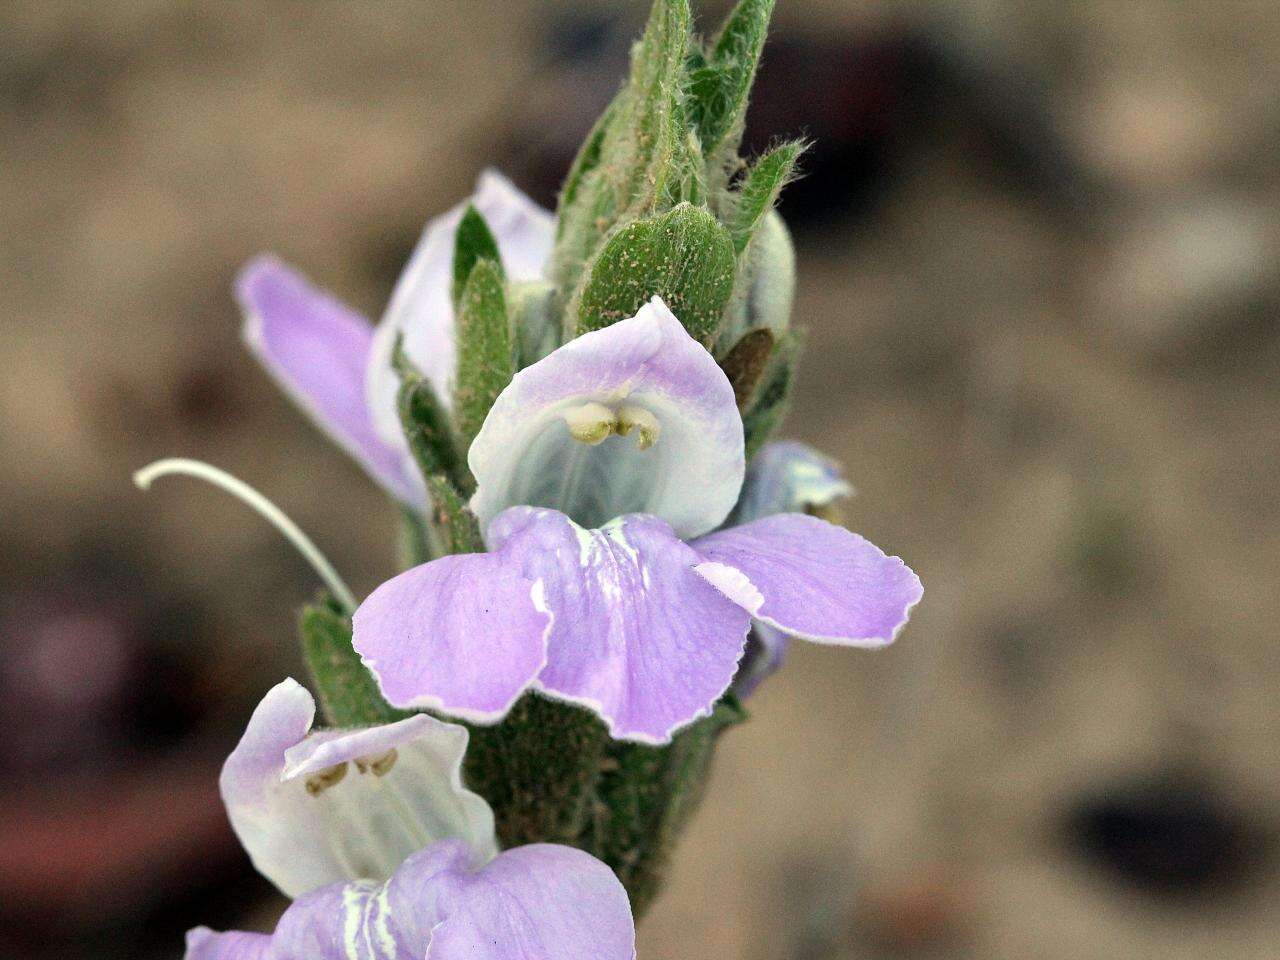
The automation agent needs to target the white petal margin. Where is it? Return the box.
[365,170,555,445]
[220,678,498,899]
[469,297,745,540]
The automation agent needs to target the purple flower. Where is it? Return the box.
[237,171,554,510]
[186,840,635,960]
[727,441,855,697]
[352,303,922,744]
[189,679,635,959]
[219,679,496,898]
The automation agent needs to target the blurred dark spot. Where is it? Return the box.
[1069,500,1144,601]
[171,365,240,432]
[542,9,623,62]
[745,27,1100,238]
[1063,779,1268,900]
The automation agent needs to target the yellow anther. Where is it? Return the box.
[305,762,349,796]
[616,405,661,450]
[563,402,617,445]
[354,748,399,777]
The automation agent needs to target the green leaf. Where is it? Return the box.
[689,0,777,160]
[572,202,735,343]
[423,474,483,556]
[586,695,746,917]
[394,339,471,496]
[729,140,804,254]
[451,205,503,309]
[299,595,414,727]
[452,258,513,446]
[742,328,801,458]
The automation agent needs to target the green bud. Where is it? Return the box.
[550,0,693,294]
[451,259,514,446]
[572,202,735,343]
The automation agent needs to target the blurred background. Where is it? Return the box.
[2,1,1278,957]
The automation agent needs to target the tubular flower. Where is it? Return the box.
[237,170,553,509]
[188,679,635,960]
[353,303,922,744]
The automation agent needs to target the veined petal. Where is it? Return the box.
[470,298,745,539]
[693,513,922,646]
[352,553,551,721]
[728,440,852,526]
[237,257,423,507]
[220,679,497,899]
[186,840,635,960]
[489,507,751,743]
[365,170,554,444]
[421,844,636,960]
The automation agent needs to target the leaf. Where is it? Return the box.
[729,139,804,254]
[742,328,801,458]
[423,474,483,556]
[555,93,619,244]
[573,202,735,343]
[689,0,777,159]
[451,258,513,446]
[394,339,471,496]
[718,326,775,407]
[451,205,503,309]
[298,595,414,727]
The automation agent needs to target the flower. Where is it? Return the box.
[186,840,635,960]
[725,441,855,696]
[352,304,922,744]
[188,679,635,959]
[236,171,553,510]
[219,678,496,897]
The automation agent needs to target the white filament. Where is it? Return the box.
[133,457,357,611]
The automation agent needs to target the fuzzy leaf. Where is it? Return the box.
[690,0,777,159]
[394,340,471,496]
[730,140,804,254]
[299,595,413,727]
[424,474,483,555]
[451,205,503,308]
[573,202,735,343]
[452,258,513,446]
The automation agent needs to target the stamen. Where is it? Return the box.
[616,405,661,450]
[354,748,399,777]
[133,458,358,612]
[305,762,349,796]
[563,402,617,445]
